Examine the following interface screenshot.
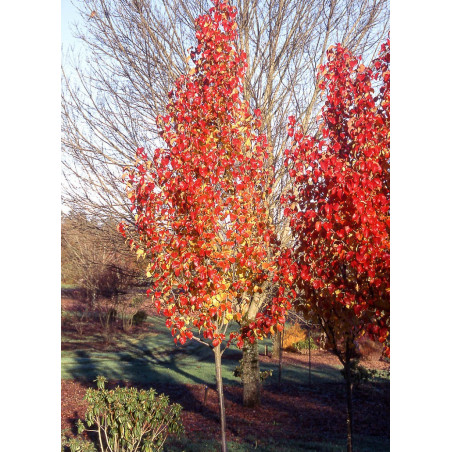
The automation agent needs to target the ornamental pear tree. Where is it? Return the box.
[283,39,390,452]
[63,0,389,406]
[119,1,293,450]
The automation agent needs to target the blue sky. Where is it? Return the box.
[61,0,82,49]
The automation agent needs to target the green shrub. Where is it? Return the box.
[61,429,96,452]
[132,310,147,325]
[291,337,319,354]
[75,376,184,452]
[340,360,377,387]
[63,436,96,452]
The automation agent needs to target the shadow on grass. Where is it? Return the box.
[165,434,389,452]
[62,314,389,451]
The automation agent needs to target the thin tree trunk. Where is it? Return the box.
[308,327,312,386]
[272,330,282,360]
[241,339,261,407]
[278,327,284,387]
[214,345,227,452]
[344,357,354,452]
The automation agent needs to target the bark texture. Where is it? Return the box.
[214,345,228,452]
[272,330,282,360]
[242,339,261,407]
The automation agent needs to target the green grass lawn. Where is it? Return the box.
[62,314,353,386]
[61,283,78,289]
[165,435,389,452]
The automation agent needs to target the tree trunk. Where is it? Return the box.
[272,330,282,360]
[308,328,312,386]
[214,345,227,452]
[344,358,354,452]
[278,327,284,387]
[242,339,261,407]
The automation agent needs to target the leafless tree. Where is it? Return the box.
[61,212,140,300]
[62,0,389,406]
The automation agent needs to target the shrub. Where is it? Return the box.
[62,311,88,336]
[340,360,377,388]
[62,435,96,452]
[74,376,184,452]
[119,295,146,331]
[282,323,307,349]
[132,309,148,326]
[108,307,118,322]
[356,336,383,359]
[290,337,319,354]
[61,310,71,328]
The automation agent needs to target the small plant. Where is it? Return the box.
[340,360,377,388]
[73,376,184,452]
[259,369,273,382]
[75,310,90,336]
[290,337,319,354]
[119,296,146,331]
[61,310,71,328]
[62,310,88,336]
[132,309,148,326]
[62,436,97,452]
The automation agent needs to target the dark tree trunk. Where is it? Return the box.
[308,328,312,386]
[272,330,282,360]
[344,356,354,452]
[214,345,227,452]
[278,327,284,387]
[241,339,261,407]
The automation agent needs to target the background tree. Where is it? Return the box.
[62,0,389,403]
[62,212,140,298]
[61,211,143,338]
[120,2,293,449]
[283,39,390,452]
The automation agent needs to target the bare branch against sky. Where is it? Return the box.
[62,0,389,233]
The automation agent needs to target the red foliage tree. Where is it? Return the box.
[283,39,390,452]
[119,1,293,449]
